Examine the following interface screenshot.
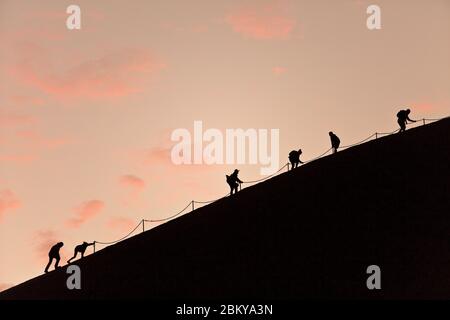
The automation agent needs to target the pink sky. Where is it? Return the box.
[1,0,449,289]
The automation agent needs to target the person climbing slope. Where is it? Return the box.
[226,169,243,195]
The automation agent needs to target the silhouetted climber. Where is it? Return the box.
[67,241,94,264]
[329,132,341,154]
[226,169,243,195]
[44,242,64,273]
[397,108,416,133]
[288,149,304,170]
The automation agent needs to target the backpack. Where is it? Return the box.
[397,110,403,118]
[289,151,298,160]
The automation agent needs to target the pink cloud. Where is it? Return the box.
[0,189,21,222]
[66,200,104,228]
[0,107,69,165]
[9,95,45,107]
[0,129,70,165]
[11,48,166,102]
[119,175,146,207]
[142,146,172,165]
[226,2,296,40]
[410,103,442,113]
[15,130,70,149]
[120,175,146,190]
[159,21,209,34]
[414,104,433,112]
[9,26,65,42]
[272,66,287,75]
[0,112,37,127]
[0,154,37,164]
[106,217,135,233]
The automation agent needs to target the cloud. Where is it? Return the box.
[0,112,37,127]
[142,146,173,165]
[119,175,146,207]
[159,21,209,34]
[66,200,104,228]
[272,66,287,75]
[412,104,434,112]
[226,2,296,40]
[106,217,136,233]
[0,189,21,222]
[0,154,37,164]
[120,175,146,190]
[0,129,70,165]
[9,95,45,107]
[15,130,70,149]
[11,48,166,102]
[409,101,449,113]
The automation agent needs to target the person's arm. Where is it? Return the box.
[88,242,95,247]
[237,178,243,183]
[406,116,416,123]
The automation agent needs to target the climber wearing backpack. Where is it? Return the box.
[226,169,243,195]
[329,131,341,154]
[397,108,416,133]
[288,149,304,170]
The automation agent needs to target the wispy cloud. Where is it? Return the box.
[0,154,37,164]
[11,47,166,102]
[66,200,104,229]
[226,2,296,40]
[272,66,287,75]
[8,95,45,107]
[0,112,37,127]
[120,175,146,190]
[0,128,70,165]
[0,189,21,222]
[15,130,70,149]
[119,175,146,207]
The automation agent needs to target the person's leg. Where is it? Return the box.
[290,161,294,170]
[401,122,406,132]
[54,256,61,269]
[67,250,77,264]
[398,119,405,132]
[45,257,53,273]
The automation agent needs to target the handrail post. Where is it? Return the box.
[191,201,194,211]
[93,241,96,253]
[375,132,378,139]
[423,119,426,126]
[142,219,145,233]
